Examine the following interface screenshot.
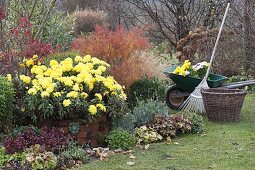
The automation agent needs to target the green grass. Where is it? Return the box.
[81,94,255,170]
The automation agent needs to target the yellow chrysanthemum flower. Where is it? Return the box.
[25,59,34,67]
[63,99,71,107]
[81,92,88,99]
[28,88,37,95]
[50,60,58,67]
[32,55,38,60]
[73,84,80,91]
[6,74,11,81]
[19,63,25,68]
[75,56,83,62]
[97,66,107,72]
[53,92,61,97]
[41,91,50,98]
[88,105,97,115]
[31,66,44,75]
[66,91,78,98]
[83,55,91,62]
[90,69,102,75]
[95,93,102,101]
[46,86,54,93]
[20,75,31,84]
[96,103,106,112]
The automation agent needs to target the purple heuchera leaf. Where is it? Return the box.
[4,126,66,154]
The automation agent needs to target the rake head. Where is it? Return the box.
[180,79,209,113]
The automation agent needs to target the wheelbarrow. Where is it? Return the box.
[163,66,255,110]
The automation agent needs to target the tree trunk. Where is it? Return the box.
[244,0,254,73]
[175,1,189,41]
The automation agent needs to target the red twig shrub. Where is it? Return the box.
[0,15,52,74]
[72,26,150,63]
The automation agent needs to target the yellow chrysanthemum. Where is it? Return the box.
[63,79,73,86]
[88,105,97,115]
[7,74,11,81]
[75,56,83,62]
[83,55,91,62]
[46,86,54,93]
[20,75,31,84]
[31,66,44,75]
[53,92,61,97]
[96,103,106,112]
[97,66,107,72]
[28,88,37,95]
[120,92,127,100]
[63,99,71,107]
[19,63,25,68]
[41,91,50,98]
[32,79,38,85]
[90,69,102,75]
[81,92,88,99]
[66,91,78,98]
[73,84,80,91]
[50,60,58,67]
[32,55,38,60]
[25,59,34,67]
[95,93,102,101]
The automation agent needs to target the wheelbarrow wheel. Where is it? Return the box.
[165,85,186,110]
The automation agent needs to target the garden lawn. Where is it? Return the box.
[81,94,255,170]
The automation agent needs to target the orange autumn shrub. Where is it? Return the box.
[72,26,150,63]
[109,51,168,89]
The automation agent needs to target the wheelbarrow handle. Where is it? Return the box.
[221,80,255,89]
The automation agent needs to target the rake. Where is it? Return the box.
[180,3,231,113]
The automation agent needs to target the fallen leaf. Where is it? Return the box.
[123,150,133,154]
[144,144,150,149]
[127,161,135,166]
[129,155,136,159]
[114,148,123,153]
[232,141,239,145]
[166,137,172,144]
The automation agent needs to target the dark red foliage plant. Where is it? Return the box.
[0,13,52,74]
[3,126,66,154]
[0,7,5,20]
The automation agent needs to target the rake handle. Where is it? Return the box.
[205,3,230,79]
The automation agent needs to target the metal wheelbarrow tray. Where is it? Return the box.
[163,66,255,110]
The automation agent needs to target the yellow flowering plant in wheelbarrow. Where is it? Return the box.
[173,60,209,79]
[16,55,127,123]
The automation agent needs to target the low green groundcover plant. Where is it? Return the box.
[0,76,15,133]
[132,99,169,127]
[112,113,136,133]
[106,129,136,150]
[182,112,204,133]
[128,76,166,108]
[60,141,87,164]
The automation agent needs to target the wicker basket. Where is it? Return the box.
[201,88,247,122]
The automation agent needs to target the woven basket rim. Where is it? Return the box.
[201,88,247,95]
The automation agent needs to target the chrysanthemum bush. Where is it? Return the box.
[16,55,126,122]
